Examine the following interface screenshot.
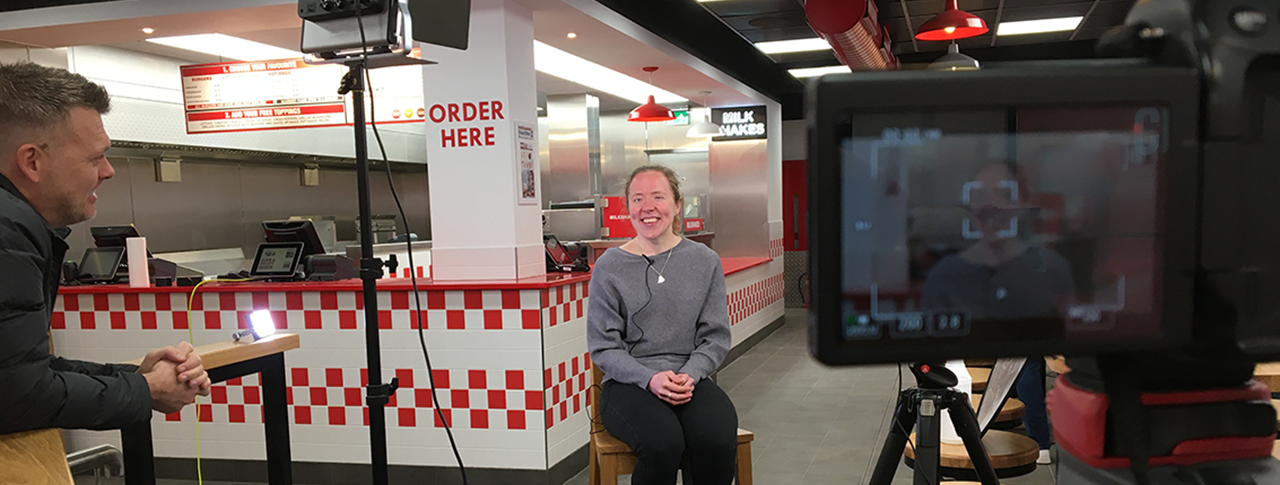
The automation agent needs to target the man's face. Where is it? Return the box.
[39,107,114,227]
[966,165,1019,241]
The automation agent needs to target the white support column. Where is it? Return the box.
[419,0,545,280]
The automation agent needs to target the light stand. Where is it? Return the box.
[337,62,397,485]
[869,362,1001,485]
[299,2,471,484]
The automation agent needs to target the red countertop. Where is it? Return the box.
[721,257,772,276]
[59,272,593,295]
[58,257,774,295]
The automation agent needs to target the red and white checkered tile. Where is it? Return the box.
[544,353,591,430]
[727,272,785,326]
[769,238,784,259]
[52,289,545,332]
[541,282,588,329]
[161,367,544,431]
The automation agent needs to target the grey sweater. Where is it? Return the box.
[587,239,731,388]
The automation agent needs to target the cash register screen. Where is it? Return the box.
[79,247,126,281]
[252,242,304,276]
[839,105,1169,347]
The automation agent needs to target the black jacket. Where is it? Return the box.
[0,173,150,434]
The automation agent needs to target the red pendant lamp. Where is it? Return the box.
[915,0,988,41]
[628,66,676,122]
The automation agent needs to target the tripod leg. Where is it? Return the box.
[914,398,941,485]
[946,393,1001,485]
[869,390,917,485]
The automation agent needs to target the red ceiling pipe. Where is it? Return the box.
[804,0,893,70]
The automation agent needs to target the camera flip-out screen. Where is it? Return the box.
[807,65,1201,365]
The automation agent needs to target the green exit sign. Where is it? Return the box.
[663,109,690,126]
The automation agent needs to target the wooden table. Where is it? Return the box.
[0,428,73,484]
[122,334,299,485]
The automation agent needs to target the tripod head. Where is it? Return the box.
[909,362,957,390]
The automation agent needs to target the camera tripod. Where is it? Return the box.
[869,362,1002,485]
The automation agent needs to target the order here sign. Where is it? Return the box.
[430,100,505,148]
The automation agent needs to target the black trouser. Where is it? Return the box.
[601,378,739,485]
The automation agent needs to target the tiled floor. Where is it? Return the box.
[558,308,1056,485]
[76,309,1056,485]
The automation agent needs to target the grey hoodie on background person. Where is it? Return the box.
[587,238,731,388]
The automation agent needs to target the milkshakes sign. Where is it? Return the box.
[711,105,767,142]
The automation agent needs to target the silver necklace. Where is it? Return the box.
[650,250,673,284]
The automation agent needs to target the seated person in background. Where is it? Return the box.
[0,62,210,435]
[921,162,1073,464]
[587,165,737,485]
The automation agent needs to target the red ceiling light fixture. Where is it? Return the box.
[915,0,989,41]
[627,66,676,122]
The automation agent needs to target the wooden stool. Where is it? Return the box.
[971,395,1025,428]
[0,428,73,485]
[1046,356,1071,375]
[588,366,754,485]
[1254,362,1280,393]
[903,430,1039,479]
[969,367,990,393]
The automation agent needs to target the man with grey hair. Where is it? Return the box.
[0,62,212,434]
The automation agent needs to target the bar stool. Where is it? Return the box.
[903,430,1039,479]
[588,366,755,485]
[970,367,990,393]
[971,395,1025,429]
[964,358,997,368]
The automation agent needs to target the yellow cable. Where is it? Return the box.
[184,278,252,485]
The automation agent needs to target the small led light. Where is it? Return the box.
[233,310,277,341]
[566,32,577,39]
[141,27,155,34]
[944,26,956,34]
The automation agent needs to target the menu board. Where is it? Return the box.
[359,64,427,125]
[182,58,430,133]
[181,59,347,134]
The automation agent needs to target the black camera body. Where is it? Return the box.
[806,0,1280,374]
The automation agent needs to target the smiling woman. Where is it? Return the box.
[586,164,739,485]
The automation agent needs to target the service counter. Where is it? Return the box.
[51,253,784,480]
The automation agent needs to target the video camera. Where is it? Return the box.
[806,0,1280,373]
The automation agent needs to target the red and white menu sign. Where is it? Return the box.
[180,59,346,134]
[181,59,429,133]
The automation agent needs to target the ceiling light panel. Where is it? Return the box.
[146,34,302,61]
[995,16,1084,36]
[788,65,851,78]
[755,38,832,54]
[533,41,686,105]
